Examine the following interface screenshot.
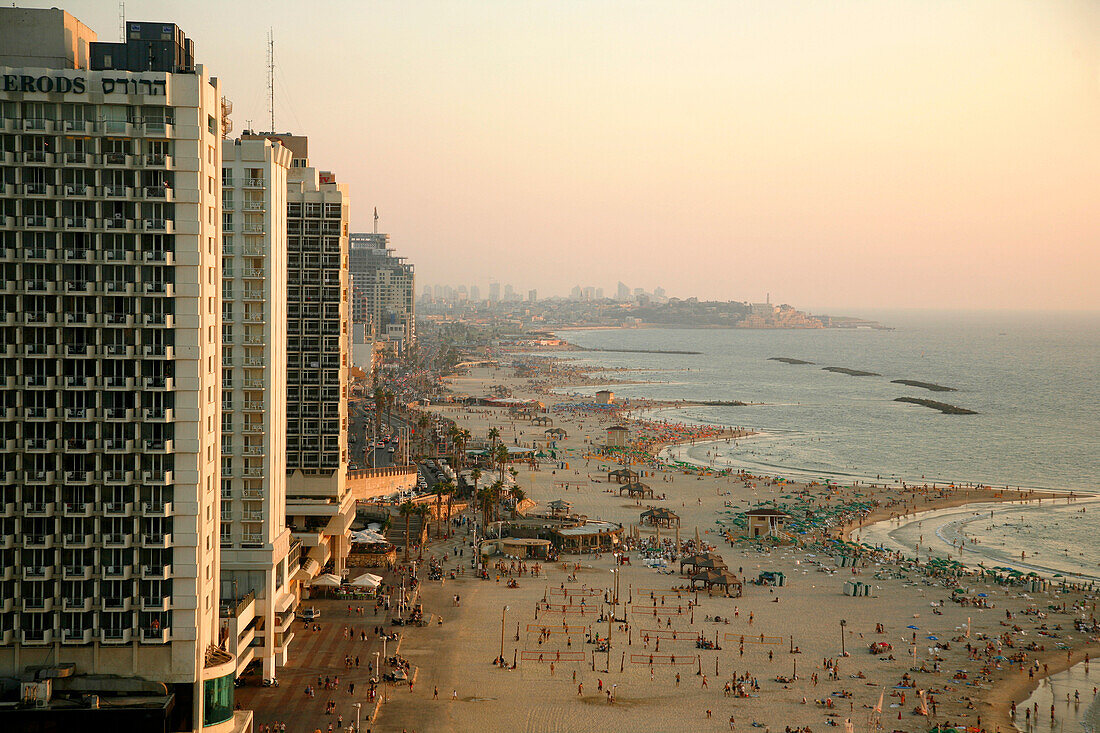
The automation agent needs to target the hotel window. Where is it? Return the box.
[222,212,233,232]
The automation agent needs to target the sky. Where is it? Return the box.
[31,0,1100,311]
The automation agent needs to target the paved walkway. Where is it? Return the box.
[239,525,473,733]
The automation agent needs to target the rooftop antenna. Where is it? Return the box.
[118,1,125,41]
[373,207,379,234]
[266,29,275,132]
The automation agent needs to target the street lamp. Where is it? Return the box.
[499,605,510,663]
[352,701,362,732]
[840,619,847,656]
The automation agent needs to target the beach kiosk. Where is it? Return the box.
[689,569,743,597]
[640,507,680,528]
[680,553,726,575]
[595,390,615,405]
[618,481,654,499]
[607,468,639,484]
[544,427,568,440]
[606,425,630,448]
[546,499,573,518]
[745,507,791,538]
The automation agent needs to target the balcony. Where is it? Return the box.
[105,377,134,390]
[242,467,264,478]
[100,628,132,644]
[143,219,168,231]
[140,501,171,517]
[143,438,172,453]
[144,281,168,294]
[243,401,264,412]
[62,533,94,549]
[63,565,93,580]
[242,488,264,499]
[141,595,170,611]
[242,267,265,278]
[64,470,92,484]
[242,201,265,211]
[242,423,263,434]
[61,628,94,644]
[102,531,133,547]
[242,510,264,522]
[62,501,94,517]
[65,344,91,358]
[21,630,53,645]
[242,290,264,302]
[104,440,133,454]
[141,564,172,581]
[140,628,170,644]
[22,597,53,612]
[23,500,57,517]
[141,533,172,549]
[143,376,173,390]
[65,181,89,194]
[23,565,52,581]
[66,437,92,451]
[143,470,172,485]
[243,445,265,456]
[23,534,52,548]
[144,408,172,422]
[243,177,265,188]
[104,407,133,420]
[103,502,134,518]
[63,597,93,613]
[243,378,265,390]
[102,566,133,581]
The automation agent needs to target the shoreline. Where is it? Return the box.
[391,353,1100,733]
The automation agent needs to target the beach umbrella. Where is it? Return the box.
[907,625,919,630]
[311,573,342,588]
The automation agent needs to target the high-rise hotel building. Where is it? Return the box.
[242,133,353,578]
[0,9,239,731]
[219,137,299,681]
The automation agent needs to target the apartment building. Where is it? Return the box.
[219,137,299,681]
[242,132,353,578]
[0,10,239,731]
[348,231,415,354]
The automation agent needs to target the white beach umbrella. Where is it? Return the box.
[311,573,343,588]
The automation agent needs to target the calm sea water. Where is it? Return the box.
[555,310,1100,491]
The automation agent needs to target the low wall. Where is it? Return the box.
[347,466,418,501]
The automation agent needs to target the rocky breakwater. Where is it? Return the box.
[894,397,977,414]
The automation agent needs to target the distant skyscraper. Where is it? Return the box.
[470,284,481,301]
[583,286,595,300]
[504,283,514,301]
[595,287,604,300]
[348,232,415,353]
[528,289,537,302]
[654,286,666,299]
[433,284,442,299]
[616,281,630,301]
[488,281,500,303]
[570,285,583,300]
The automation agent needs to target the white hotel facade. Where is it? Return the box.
[0,9,239,731]
[218,136,300,681]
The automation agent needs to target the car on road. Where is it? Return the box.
[300,607,321,621]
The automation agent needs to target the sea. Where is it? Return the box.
[553,310,1099,732]
[554,310,1099,492]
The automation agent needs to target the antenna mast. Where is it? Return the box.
[118,2,125,41]
[266,29,275,132]
[373,207,379,234]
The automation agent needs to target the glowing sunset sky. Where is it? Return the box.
[36,1,1100,310]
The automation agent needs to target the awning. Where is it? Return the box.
[310,573,342,588]
[349,573,382,588]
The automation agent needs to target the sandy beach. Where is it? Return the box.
[371,362,1098,733]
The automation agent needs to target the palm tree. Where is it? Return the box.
[489,479,505,526]
[398,500,416,561]
[372,387,385,458]
[510,487,526,518]
[458,428,471,471]
[487,427,500,448]
[415,504,430,561]
[416,414,431,457]
[494,444,509,483]
[476,486,494,531]
[432,480,454,539]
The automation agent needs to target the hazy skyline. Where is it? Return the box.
[33,0,1100,311]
